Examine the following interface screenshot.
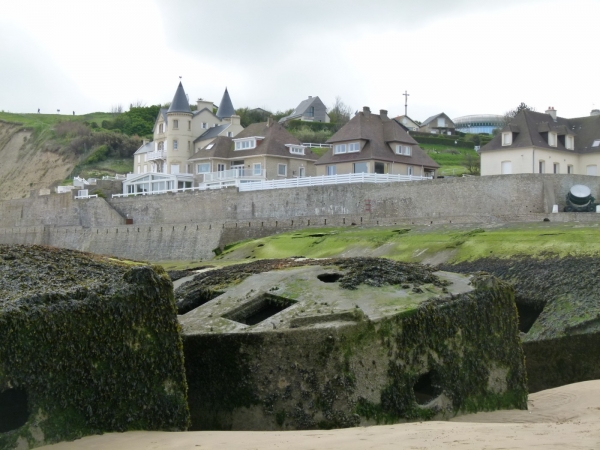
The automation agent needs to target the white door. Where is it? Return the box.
[501,161,512,174]
[171,164,180,174]
[299,167,305,177]
[587,165,598,176]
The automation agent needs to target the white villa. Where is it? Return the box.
[123,83,244,194]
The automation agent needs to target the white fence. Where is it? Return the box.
[112,184,227,198]
[202,168,265,183]
[102,174,127,181]
[239,173,432,192]
[74,189,98,200]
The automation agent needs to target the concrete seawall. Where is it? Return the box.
[0,174,599,260]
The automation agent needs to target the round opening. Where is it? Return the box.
[0,388,29,432]
[317,273,343,283]
[413,371,442,405]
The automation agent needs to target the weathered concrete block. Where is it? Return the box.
[178,258,527,430]
[0,245,189,450]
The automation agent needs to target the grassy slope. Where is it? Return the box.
[207,222,600,266]
[0,111,133,185]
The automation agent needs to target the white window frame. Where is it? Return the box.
[326,165,336,175]
[334,144,347,154]
[234,139,257,150]
[395,145,411,156]
[348,142,360,153]
[173,139,178,150]
[501,161,512,175]
[144,153,147,162]
[553,162,559,174]
[173,119,179,130]
[253,163,262,176]
[502,132,512,146]
[277,164,287,176]
[407,166,413,176]
[197,163,210,174]
[539,160,545,173]
[548,132,557,147]
[299,167,305,177]
[289,146,305,155]
[567,165,574,174]
[202,122,207,129]
[137,165,141,174]
[227,131,233,137]
[566,135,574,150]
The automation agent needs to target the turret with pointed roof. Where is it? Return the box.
[216,88,235,119]
[168,82,192,114]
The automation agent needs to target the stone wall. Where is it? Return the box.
[0,174,599,260]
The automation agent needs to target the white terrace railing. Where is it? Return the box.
[202,168,265,183]
[111,184,226,198]
[74,189,98,200]
[146,150,166,161]
[102,174,127,181]
[239,173,433,192]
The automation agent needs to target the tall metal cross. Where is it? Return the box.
[403,90,410,116]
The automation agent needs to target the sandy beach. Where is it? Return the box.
[40,380,600,450]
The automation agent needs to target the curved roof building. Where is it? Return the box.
[453,114,503,134]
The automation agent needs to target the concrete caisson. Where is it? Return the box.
[178,258,528,430]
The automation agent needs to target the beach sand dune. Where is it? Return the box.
[41,380,600,450]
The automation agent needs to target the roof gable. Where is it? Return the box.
[420,112,455,127]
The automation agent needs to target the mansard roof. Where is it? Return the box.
[167,82,191,114]
[216,88,235,119]
[188,120,319,162]
[481,110,600,154]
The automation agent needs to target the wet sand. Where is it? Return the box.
[41,380,600,450]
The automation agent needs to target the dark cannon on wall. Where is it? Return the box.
[564,185,598,212]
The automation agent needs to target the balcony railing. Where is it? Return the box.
[147,150,166,161]
[201,168,266,183]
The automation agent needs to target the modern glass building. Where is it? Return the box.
[453,114,504,134]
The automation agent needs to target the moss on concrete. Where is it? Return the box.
[179,259,527,430]
[0,245,189,449]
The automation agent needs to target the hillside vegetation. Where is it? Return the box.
[0,108,153,199]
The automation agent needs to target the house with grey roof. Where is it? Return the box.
[123,82,244,195]
[418,112,456,135]
[278,96,330,124]
[188,118,319,187]
[480,107,600,176]
[394,115,420,132]
[315,107,439,177]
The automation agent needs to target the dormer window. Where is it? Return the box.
[334,144,347,154]
[233,136,263,150]
[395,145,412,156]
[348,142,360,152]
[548,132,557,147]
[286,144,305,155]
[566,135,575,150]
[502,132,512,146]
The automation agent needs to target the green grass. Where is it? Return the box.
[0,111,116,128]
[208,222,600,265]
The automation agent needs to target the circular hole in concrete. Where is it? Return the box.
[317,273,343,283]
[0,388,29,433]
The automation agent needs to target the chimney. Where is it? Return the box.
[591,109,600,116]
[545,106,557,122]
[379,109,388,120]
[196,98,214,111]
[362,106,371,115]
[308,96,312,99]
[230,114,241,125]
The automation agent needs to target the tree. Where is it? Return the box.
[503,102,535,125]
[462,152,481,176]
[328,96,353,130]
[235,107,272,127]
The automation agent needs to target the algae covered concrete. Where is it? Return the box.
[178,258,527,431]
[442,256,600,393]
[0,245,189,450]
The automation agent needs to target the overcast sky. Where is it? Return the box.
[2,0,599,120]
